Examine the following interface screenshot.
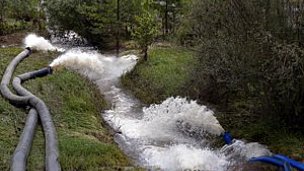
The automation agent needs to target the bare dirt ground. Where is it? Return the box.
[0,31,49,47]
[0,32,28,47]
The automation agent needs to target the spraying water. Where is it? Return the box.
[50,50,105,77]
[24,34,64,52]
[29,34,271,170]
[50,31,88,47]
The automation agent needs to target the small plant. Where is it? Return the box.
[132,0,159,61]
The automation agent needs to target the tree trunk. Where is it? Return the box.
[265,0,270,31]
[165,0,168,35]
[143,46,148,61]
[0,0,4,35]
[116,0,120,57]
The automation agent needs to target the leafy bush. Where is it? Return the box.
[262,41,304,129]
[0,20,31,35]
[178,0,304,132]
[0,0,45,35]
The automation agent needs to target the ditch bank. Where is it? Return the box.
[0,46,131,170]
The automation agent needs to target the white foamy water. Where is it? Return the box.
[143,144,229,171]
[47,40,271,170]
[24,34,64,52]
[50,50,105,77]
[50,31,88,47]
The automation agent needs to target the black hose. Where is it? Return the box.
[0,48,61,171]
[12,67,61,171]
[0,48,32,106]
[17,67,53,83]
[10,109,38,171]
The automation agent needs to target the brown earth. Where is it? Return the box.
[0,31,49,47]
[0,32,28,47]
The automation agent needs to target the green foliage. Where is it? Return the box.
[132,0,159,60]
[8,0,42,21]
[43,0,189,50]
[0,0,44,35]
[177,0,304,132]
[119,0,142,38]
[45,0,116,48]
[262,42,304,129]
[0,48,131,170]
[0,20,31,35]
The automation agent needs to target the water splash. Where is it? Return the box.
[106,96,270,170]
[50,49,138,83]
[221,140,271,160]
[113,97,224,142]
[142,144,229,171]
[24,34,63,52]
[50,50,105,78]
[143,97,224,136]
[51,31,88,47]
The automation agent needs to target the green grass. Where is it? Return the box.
[0,47,133,170]
[122,45,197,104]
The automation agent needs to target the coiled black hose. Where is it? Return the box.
[13,67,60,171]
[0,48,61,171]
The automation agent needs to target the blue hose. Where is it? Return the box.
[222,131,304,171]
[273,154,304,171]
[223,131,233,145]
[249,156,292,171]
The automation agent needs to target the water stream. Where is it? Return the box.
[25,34,271,171]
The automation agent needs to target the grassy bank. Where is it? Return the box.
[122,45,304,162]
[0,47,132,170]
[122,45,197,104]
